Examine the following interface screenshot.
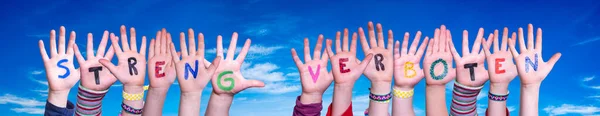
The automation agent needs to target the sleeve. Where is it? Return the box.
[485,107,510,116]
[44,100,75,116]
[293,96,323,116]
[326,102,353,116]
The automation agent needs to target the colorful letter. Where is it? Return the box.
[155,61,165,78]
[308,65,320,83]
[404,62,416,78]
[374,54,385,71]
[57,59,70,78]
[339,58,350,73]
[495,58,506,74]
[464,63,478,81]
[525,54,538,72]
[429,59,448,80]
[217,71,235,91]
[184,60,199,80]
[128,57,138,75]
[89,66,102,85]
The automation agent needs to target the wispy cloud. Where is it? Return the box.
[249,82,300,94]
[11,107,44,114]
[0,94,45,114]
[572,37,600,46]
[585,76,596,82]
[544,104,600,115]
[31,70,44,75]
[241,62,300,94]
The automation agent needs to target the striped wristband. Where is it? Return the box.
[76,84,108,116]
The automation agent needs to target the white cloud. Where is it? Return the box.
[11,107,44,114]
[508,106,516,112]
[285,72,299,77]
[572,37,600,46]
[0,94,45,107]
[249,82,300,94]
[31,89,48,97]
[205,45,285,59]
[584,76,596,82]
[242,62,286,82]
[544,104,600,115]
[31,70,44,75]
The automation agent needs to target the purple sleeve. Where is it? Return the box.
[44,100,75,116]
[293,96,323,116]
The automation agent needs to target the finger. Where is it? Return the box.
[343,28,349,51]
[493,29,499,52]
[86,33,94,59]
[67,31,76,56]
[408,31,421,55]
[96,31,109,57]
[527,24,534,51]
[501,27,509,51]
[321,50,329,62]
[105,46,115,60]
[216,35,224,58]
[448,35,461,61]
[358,53,374,71]
[180,32,189,57]
[387,29,394,50]
[359,27,370,53]
[198,33,205,58]
[518,27,527,52]
[170,42,180,62]
[236,38,251,63]
[432,28,440,52]
[351,32,358,54]
[291,48,304,67]
[462,30,470,56]
[130,27,138,52]
[425,37,434,56]
[481,33,493,55]
[73,44,85,64]
[415,37,429,60]
[207,56,221,72]
[49,29,57,57]
[140,36,147,55]
[149,39,155,58]
[325,39,335,57]
[109,33,123,57]
[508,37,519,59]
[58,26,66,54]
[401,32,409,55]
[38,40,50,61]
[368,22,377,47]
[446,29,453,53]
[335,31,342,53]
[535,28,542,53]
[394,40,400,59]
[376,23,385,47]
[154,31,161,56]
[313,35,324,60]
[471,28,484,54]
[546,53,562,69]
[440,25,447,52]
[166,33,173,56]
[188,28,197,56]
[160,28,167,54]
[99,59,120,80]
[120,25,131,51]
[482,38,492,57]
[302,38,312,62]
[246,80,265,88]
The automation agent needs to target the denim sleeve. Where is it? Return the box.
[44,100,75,116]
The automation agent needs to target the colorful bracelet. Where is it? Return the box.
[392,88,414,99]
[369,91,392,103]
[488,91,509,101]
[121,103,143,114]
[123,91,144,101]
[76,84,108,116]
[450,81,483,116]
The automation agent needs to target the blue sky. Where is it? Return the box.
[0,0,599,115]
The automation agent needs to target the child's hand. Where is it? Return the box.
[509,24,561,86]
[448,28,491,86]
[171,29,221,93]
[326,29,373,85]
[359,22,393,83]
[38,26,80,95]
[146,29,177,88]
[393,31,429,89]
[291,35,333,102]
[76,30,117,91]
[211,32,264,95]
[423,25,456,85]
[482,28,518,86]
[99,26,148,88]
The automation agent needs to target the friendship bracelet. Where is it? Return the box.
[392,88,414,99]
[369,90,392,103]
[123,91,145,101]
[488,91,509,101]
[121,103,143,114]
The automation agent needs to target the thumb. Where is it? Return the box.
[208,56,222,72]
[245,79,265,88]
[546,52,562,70]
[357,53,374,71]
[99,59,120,80]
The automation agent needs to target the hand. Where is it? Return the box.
[291,35,333,100]
[326,29,373,85]
[211,32,264,95]
[147,29,177,88]
[448,28,491,86]
[393,31,429,89]
[508,24,561,86]
[359,22,393,83]
[99,25,147,87]
[171,29,221,93]
[38,26,80,106]
[75,30,117,91]
[423,25,456,85]
[482,28,518,85]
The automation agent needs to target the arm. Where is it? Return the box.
[205,32,265,116]
[392,30,428,116]
[290,35,331,116]
[325,29,373,116]
[422,25,456,116]
[359,22,394,116]
[426,85,448,115]
[507,24,561,116]
[482,28,518,116]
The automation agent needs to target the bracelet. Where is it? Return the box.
[76,84,108,116]
[369,91,392,103]
[123,91,145,101]
[121,103,143,114]
[392,88,414,99]
[488,91,509,101]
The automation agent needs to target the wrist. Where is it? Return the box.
[370,82,392,94]
[181,91,202,98]
[123,85,144,94]
[334,83,355,91]
[48,90,70,107]
[300,92,323,104]
[490,83,509,94]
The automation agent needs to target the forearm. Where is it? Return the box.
[294,93,323,116]
[520,83,540,116]
[205,92,233,116]
[179,92,202,116]
[300,92,323,104]
[332,83,354,116]
[488,83,509,116]
[142,87,169,115]
[426,85,448,116]
[122,85,145,116]
[392,87,415,116]
[369,82,391,116]
[47,90,70,107]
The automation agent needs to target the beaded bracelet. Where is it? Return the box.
[392,88,414,99]
[488,91,509,101]
[369,92,392,103]
[121,103,143,114]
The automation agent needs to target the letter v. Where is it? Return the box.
[308,65,320,83]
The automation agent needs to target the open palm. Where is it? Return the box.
[423,25,456,85]
[291,35,333,95]
[393,31,429,89]
[449,28,491,87]
[38,26,80,92]
[171,29,221,93]
[75,30,117,90]
[100,26,148,87]
[359,22,393,82]
[482,28,518,84]
[147,29,177,88]
[508,24,561,85]
[211,32,265,94]
[326,29,373,85]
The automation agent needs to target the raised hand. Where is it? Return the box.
[393,31,429,89]
[482,28,518,86]
[171,29,221,93]
[423,25,455,85]
[75,30,117,91]
[38,26,80,107]
[291,35,333,103]
[211,32,264,95]
[359,22,393,83]
[100,26,147,87]
[509,24,561,85]
[326,29,373,85]
[147,29,177,88]
[448,28,491,86]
